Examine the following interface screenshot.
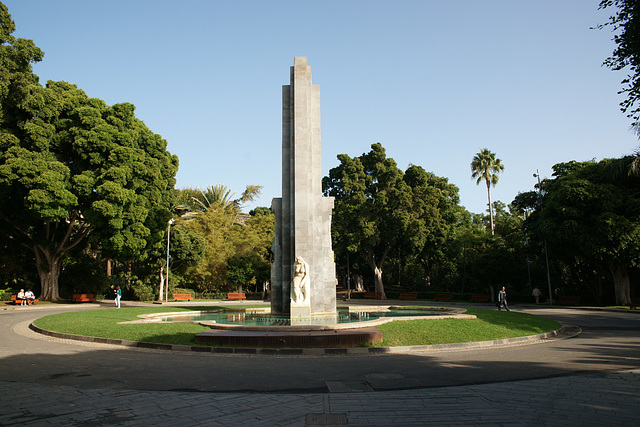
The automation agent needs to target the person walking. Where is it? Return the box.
[497,286,510,311]
[532,287,542,304]
[114,286,121,309]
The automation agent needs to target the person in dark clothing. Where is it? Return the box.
[497,286,510,311]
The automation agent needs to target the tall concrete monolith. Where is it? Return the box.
[271,57,336,318]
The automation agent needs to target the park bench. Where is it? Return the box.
[72,294,96,303]
[10,295,38,305]
[470,294,490,303]
[629,298,640,309]
[434,293,453,302]
[557,296,580,306]
[227,292,246,300]
[172,293,193,301]
[364,292,383,299]
[399,292,418,300]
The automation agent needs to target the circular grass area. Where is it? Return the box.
[32,306,561,348]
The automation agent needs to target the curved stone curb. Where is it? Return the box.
[28,322,574,356]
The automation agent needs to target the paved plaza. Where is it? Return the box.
[1,302,639,426]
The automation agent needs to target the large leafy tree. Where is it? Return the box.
[403,165,461,287]
[0,5,178,300]
[324,143,410,298]
[324,143,461,298]
[529,159,640,305]
[471,148,504,235]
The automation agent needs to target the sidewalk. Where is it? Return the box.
[2,369,639,426]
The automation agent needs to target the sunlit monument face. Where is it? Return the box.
[271,57,336,318]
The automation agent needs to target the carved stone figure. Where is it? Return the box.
[291,256,310,305]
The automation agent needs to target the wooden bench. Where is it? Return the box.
[364,292,383,299]
[227,292,246,300]
[73,294,96,303]
[434,293,453,302]
[172,293,193,301]
[557,296,580,306]
[629,298,640,309]
[399,292,418,300]
[470,294,490,302]
[10,295,39,305]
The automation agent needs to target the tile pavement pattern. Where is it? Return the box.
[2,369,638,426]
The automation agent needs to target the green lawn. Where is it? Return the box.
[32,306,561,347]
[373,308,561,346]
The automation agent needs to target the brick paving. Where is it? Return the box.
[1,370,639,426]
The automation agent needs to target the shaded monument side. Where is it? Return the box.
[271,57,336,316]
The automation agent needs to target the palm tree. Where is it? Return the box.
[471,148,504,235]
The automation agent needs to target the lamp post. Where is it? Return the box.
[533,170,553,306]
[165,218,175,302]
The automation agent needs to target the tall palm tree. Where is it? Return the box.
[471,148,504,235]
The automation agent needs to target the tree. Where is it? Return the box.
[0,7,178,300]
[324,143,413,298]
[403,165,461,288]
[598,0,640,127]
[0,2,43,128]
[530,159,640,305]
[471,148,504,235]
[178,203,274,293]
[324,143,463,298]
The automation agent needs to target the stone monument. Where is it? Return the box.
[271,57,337,318]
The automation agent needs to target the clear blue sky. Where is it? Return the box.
[5,0,638,214]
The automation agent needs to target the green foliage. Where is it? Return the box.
[177,205,274,293]
[526,158,640,304]
[0,288,13,301]
[325,143,464,297]
[598,0,640,126]
[170,225,206,271]
[58,251,110,297]
[0,5,178,300]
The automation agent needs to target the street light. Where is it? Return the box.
[533,170,553,306]
[165,218,175,302]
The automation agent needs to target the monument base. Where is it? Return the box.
[290,305,311,319]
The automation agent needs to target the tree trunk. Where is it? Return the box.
[362,249,389,299]
[486,180,494,235]
[610,264,631,305]
[373,265,386,299]
[34,248,63,301]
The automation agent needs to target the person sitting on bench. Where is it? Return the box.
[17,289,26,306]
[24,289,36,305]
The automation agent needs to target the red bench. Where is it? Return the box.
[364,292,383,299]
[172,293,193,301]
[227,292,246,300]
[73,294,96,302]
[11,295,39,305]
[399,293,418,300]
[434,293,453,302]
[470,294,490,302]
